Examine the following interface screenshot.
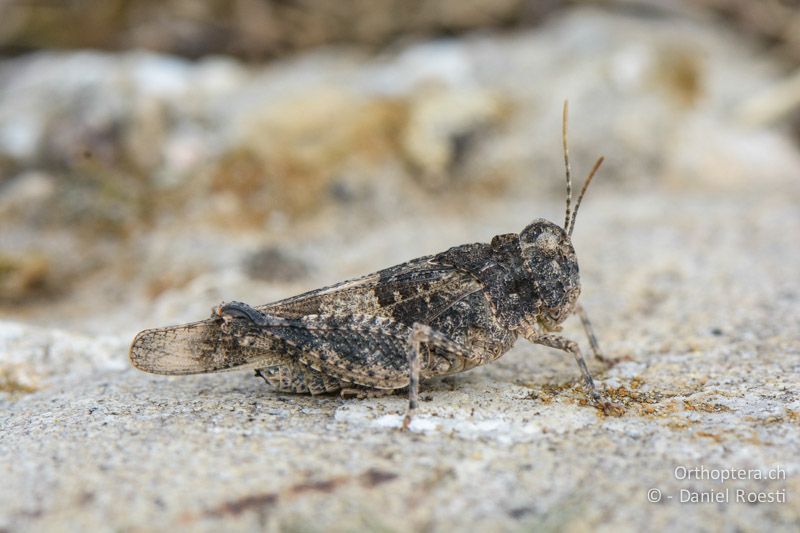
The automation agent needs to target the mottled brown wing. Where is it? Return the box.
[257,255,484,326]
[129,318,287,375]
[130,254,485,376]
[129,310,412,386]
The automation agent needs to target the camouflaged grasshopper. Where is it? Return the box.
[130,102,611,429]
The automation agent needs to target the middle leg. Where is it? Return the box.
[403,322,486,430]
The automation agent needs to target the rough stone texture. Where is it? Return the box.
[1,7,799,532]
[3,7,798,333]
[2,186,799,531]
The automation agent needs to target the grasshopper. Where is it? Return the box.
[130,102,613,429]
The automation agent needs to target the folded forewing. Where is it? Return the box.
[129,319,285,375]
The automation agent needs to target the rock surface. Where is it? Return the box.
[1,7,799,532]
[3,184,799,531]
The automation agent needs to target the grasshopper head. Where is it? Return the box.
[519,219,580,329]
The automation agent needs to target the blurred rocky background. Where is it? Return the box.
[1,1,799,531]
[1,0,798,333]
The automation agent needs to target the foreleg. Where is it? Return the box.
[534,333,600,401]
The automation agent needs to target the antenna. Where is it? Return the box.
[568,156,604,236]
[562,100,573,230]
